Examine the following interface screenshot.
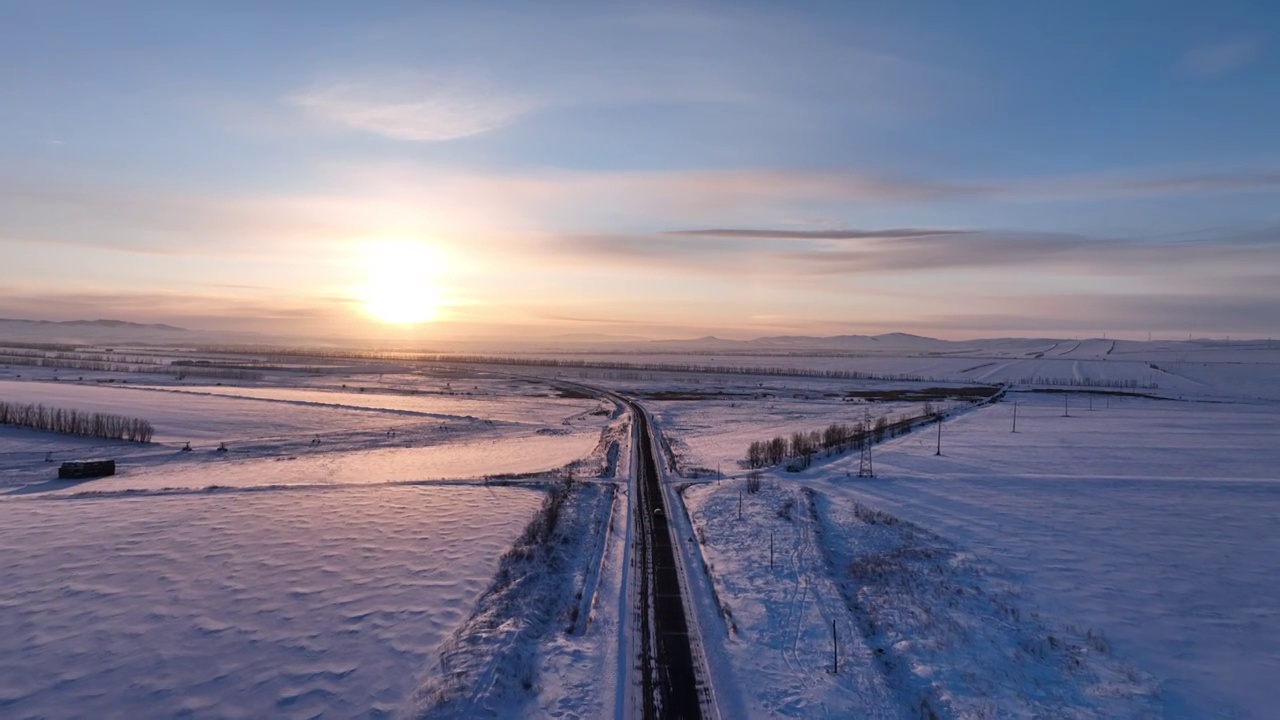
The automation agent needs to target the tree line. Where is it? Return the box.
[190,347,943,383]
[1013,376,1156,389]
[746,404,942,470]
[0,401,154,442]
[193,346,437,362]
[0,354,159,374]
[0,348,161,365]
[167,366,265,381]
[0,354,264,380]
[422,354,937,384]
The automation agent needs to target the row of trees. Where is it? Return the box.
[0,401,154,443]
[45,351,158,365]
[746,408,944,470]
[0,354,265,380]
[0,354,149,373]
[0,348,160,364]
[193,346,434,363]
[1013,376,1157,389]
[167,367,265,381]
[423,354,935,384]
[0,341,78,352]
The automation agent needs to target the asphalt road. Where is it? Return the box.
[626,397,706,720]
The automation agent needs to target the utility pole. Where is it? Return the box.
[1063,393,1070,417]
[935,413,942,456]
[1012,401,1018,433]
[832,620,839,674]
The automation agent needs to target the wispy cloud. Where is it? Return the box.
[545,225,1280,281]
[1115,170,1280,194]
[667,228,967,240]
[9,161,1280,274]
[0,176,445,258]
[546,229,1081,276]
[287,72,538,142]
[322,162,1280,233]
[1177,37,1264,80]
[771,232,1099,275]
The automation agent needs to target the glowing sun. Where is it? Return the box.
[359,240,445,325]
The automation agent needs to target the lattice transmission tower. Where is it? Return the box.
[857,408,875,478]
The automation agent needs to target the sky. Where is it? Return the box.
[2,1,1279,342]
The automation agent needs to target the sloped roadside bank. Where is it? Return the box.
[684,480,1162,717]
[402,478,616,719]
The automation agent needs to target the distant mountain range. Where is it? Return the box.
[0,318,187,331]
[0,318,1255,354]
[0,318,192,345]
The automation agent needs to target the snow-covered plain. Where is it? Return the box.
[0,376,609,487]
[833,394,1280,719]
[644,384,943,476]
[0,366,616,719]
[684,480,906,718]
[674,387,1277,718]
[3,337,1278,718]
[685,479,1161,718]
[519,335,1280,400]
[0,485,542,719]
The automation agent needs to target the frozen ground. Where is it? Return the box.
[684,481,905,718]
[405,480,625,719]
[628,365,1277,717]
[0,378,402,444]
[0,376,609,488]
[127,382,601,425]
[685,479,1160,718]
[3,342,1278,718]
[513,336,1280,400]
[0,377,605,444]
[647,387,942,477]
[1,431,602,496]
[0,363,624,719]
[804,394,1280,718]
[0,484,543,720]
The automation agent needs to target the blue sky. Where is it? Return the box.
[2,1,1278,340]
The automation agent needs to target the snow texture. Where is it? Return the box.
[0,485,541,720]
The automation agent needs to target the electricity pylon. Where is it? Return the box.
[857,408,875,478]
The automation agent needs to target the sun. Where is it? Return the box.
[359,240,445,325]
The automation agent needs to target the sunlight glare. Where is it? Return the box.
[360,240,445,325]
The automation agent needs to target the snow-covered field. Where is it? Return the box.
[128,382,603,425]
[834,395,1280,719]
[684,480,905,718]
[645,385,943,476]
[683,392,1278,718]
[0,485,542,719]
[685,480,1160,717]
[0,377,606,443]
[0,375,610,487]
[515,335,1280,400]
[2,337,1278,718]
[0,364,620,719]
